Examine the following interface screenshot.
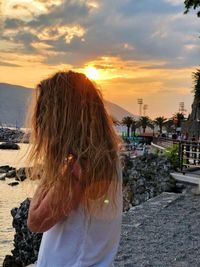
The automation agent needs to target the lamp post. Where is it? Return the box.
[143,104,148,116]
[137,98,143,116]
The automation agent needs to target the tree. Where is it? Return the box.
[121,116,134,137]
[193,68,200,102]
[185,69,200,138]
[154,116,167,134]
[139,116,152,133]
[184,0,200,17]
[131,119,139,137]
[164,119,174,133]
[173,113,185,128]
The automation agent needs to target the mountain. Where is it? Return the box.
[0,83,33,127]
[0,83,136,127]
[104,101,138,121]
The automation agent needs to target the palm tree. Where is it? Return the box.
[121,116,134,137]
[173,113,185,128]
[139,116,152,133]
[164,119,174,133]
[154,116,167,134]
[131,119,139,137]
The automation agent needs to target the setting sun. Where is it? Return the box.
[85,66,100,80]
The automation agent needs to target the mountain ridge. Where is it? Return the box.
[0,83,137,127]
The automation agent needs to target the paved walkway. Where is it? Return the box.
[115,192,200,267]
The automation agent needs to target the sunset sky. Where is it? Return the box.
[0,0,199,118]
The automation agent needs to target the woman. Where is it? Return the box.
[27,71,123,267]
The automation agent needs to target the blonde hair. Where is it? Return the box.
[26,71,121,215]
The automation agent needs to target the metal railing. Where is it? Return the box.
[152,137,200,172]
[179,141,200,171]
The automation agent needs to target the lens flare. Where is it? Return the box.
[85,66,100,80]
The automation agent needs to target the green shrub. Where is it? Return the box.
[165,144,179,170]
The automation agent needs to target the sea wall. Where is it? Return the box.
[122,153,176,210]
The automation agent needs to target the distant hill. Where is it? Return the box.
[104,101,138,122]
[0,83,137,127]
[0,83,33,127]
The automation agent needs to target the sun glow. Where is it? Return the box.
[84,66,100,80]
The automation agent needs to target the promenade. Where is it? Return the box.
[115,191,200,267]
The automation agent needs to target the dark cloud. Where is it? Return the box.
[0,61,21,67]
[1,0,199,69]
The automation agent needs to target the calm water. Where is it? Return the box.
[0,144,34,266]
[0,180,34,265]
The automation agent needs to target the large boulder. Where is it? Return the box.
[3,199,42,267]
[0,142,20,150]
[16,168,27,182]
[0,165,12,173]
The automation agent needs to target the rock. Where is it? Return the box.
[0,142,20,150]
[3,255,21,267]
[16,168,27,181]
[8,182,19,186]
[0,128,28,143]
[0,165,12,173]
[0,173,6,180]
[6,170,16,178]
[3,198,42,267]
[122,153,176,210]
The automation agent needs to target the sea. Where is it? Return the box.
[0,144,34,266]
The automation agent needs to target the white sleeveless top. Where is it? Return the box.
[36,163,123,267]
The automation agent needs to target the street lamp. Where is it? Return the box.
[137,98,143,116]
[143,104,148,116]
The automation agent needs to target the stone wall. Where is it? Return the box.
[122,153,176,210]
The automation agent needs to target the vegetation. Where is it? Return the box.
[184,0,200,17]
[172,113,185,128]
[164,119,174,133]
[193,68,200,102]
[165,144,180,170]
[131,119,139,137]
[154,116,167,133]
[122,116,134,137]
[139,116,152,133]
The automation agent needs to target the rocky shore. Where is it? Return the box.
[3,199,42,267]
[0,128,29,143]
[0,165,27,185]
[2,153,181,266]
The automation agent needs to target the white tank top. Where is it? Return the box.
[36,163,122,267]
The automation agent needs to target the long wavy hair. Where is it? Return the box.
[26,71,121,216]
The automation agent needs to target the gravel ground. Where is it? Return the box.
[115,192,200,267]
